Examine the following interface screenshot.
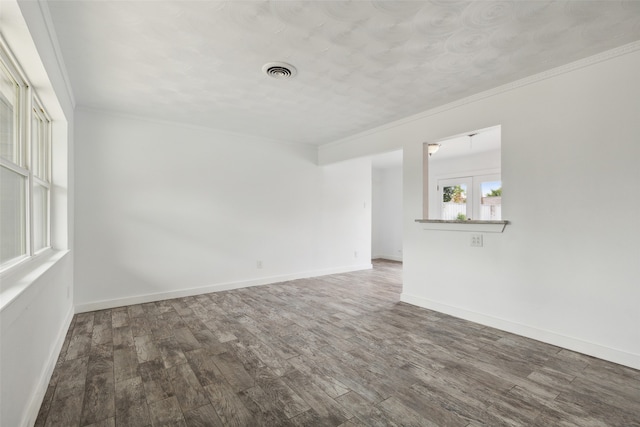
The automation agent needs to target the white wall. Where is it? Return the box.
[372,166,403,261]
[0,1,75,426]
[319,45,640,369]
[1,255,74,427]
[74,109,371,310]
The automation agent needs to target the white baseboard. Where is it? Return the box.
[22,305,74,427]
[75,263,373,313]
[372,254,403,262]
[401,293,640,371]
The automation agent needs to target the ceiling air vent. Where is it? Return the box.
[262,62,297,79]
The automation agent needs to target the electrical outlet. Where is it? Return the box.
[354,251,358,258]
[257,261,263,269]
[471,234,483,247]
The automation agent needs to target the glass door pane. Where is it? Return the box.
[439,177,472,220]
[478,177,502,220]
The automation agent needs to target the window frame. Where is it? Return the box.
[437,176,473,220]
[0,56,25,167]
[0,42,52,273]
[435,173,502,221]
[31,96,52,253]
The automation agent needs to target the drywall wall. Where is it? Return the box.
[319,45,640,369]
[0,1,75,426]
[1,255,74,427]
[74,109,371,310]
[372,166,403,261]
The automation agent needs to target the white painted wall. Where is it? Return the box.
[372,166,403,261]
[0,1,75,426]
[319,46,640,369]
[74,109,371,310]
[1,255,74,427]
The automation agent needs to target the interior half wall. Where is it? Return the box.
[319,46,640,369]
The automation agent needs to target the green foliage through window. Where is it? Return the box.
[486,187,502,197]
[443,185,466,203]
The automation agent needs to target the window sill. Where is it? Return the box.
[0,249,70,313]
[415,219,508,233]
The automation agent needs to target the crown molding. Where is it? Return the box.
[320,40,640,150]
[75,105,318,150]
[36,0,76,110]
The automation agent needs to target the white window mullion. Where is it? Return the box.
[46,179,51,249]
[0,156,28,175]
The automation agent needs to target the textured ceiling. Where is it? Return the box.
[47,1,640,145]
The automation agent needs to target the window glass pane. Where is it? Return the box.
[0,65,18,164]
[32,110,41,176]
[480,180,502,220]
[33,182,49,251]
[1,165,27,264]
[442,184,468,220]
[41,120,49,180]
[32,109,49,180]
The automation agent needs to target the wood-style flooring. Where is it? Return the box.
[36,260,640,426]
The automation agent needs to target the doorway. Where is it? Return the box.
[371,150,403,261]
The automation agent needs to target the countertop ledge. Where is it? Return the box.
[415,219,508,233]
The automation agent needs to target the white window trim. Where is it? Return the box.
[31,96,52,254]
[1,38,52,274]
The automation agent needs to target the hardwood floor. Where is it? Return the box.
[36,260,640,426]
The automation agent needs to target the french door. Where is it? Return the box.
[438,177,472,220]
[438,174,502,220]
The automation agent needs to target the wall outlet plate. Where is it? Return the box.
[471,234,483,247]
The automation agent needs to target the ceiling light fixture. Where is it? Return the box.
[427,143,441,157]
[468,133,478,149]
[262,61,297,79]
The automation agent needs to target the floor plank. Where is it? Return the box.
[34,260,640,427]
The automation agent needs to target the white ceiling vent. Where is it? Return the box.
[262,62,297,79]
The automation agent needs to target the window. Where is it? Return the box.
[438,177,472,220]
[478,176,501,221]
[437,174,501,221]
[32,100,51,252]
[0,46,52,271]
[425,126,502,221]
